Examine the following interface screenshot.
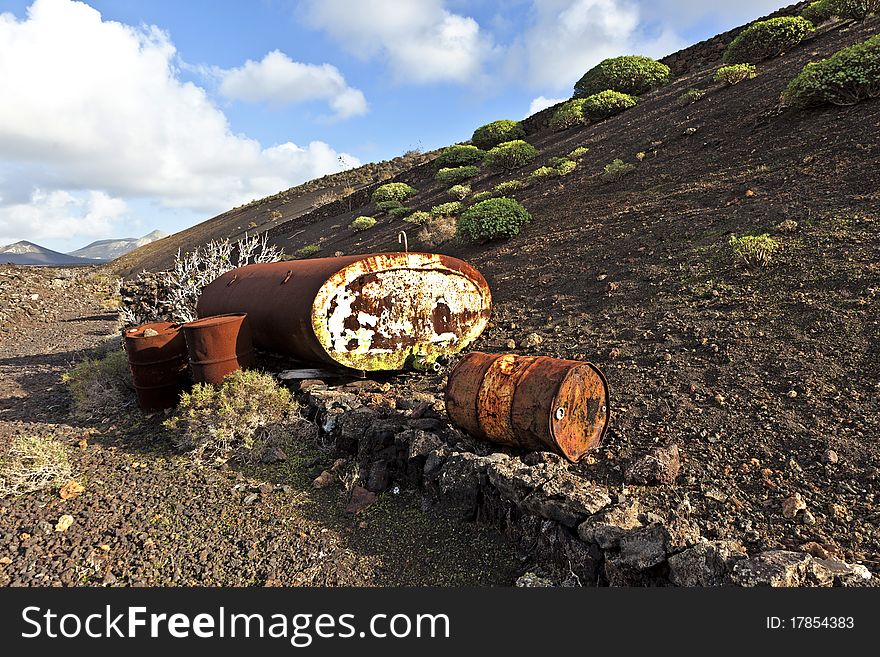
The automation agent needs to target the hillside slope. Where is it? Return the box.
[68,230,166,261]
[0,241,101,266]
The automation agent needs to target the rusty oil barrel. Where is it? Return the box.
[196,252,492,371]
[445,352,610,462]
[123,321,190,410]
[182,313,254,385]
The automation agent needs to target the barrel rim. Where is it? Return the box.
[182,313,248,330]
[124,321,182,339]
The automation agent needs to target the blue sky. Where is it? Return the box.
[0,0,786,252]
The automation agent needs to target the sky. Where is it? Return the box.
[0,0,787,253]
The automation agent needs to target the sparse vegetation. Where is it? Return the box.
[404,210,431,225]
[0,434,71,498]
[715,64,757,85]
[447,184,471,200]
[165,370,303,466]
[582,90,638,120]
[485,140,538,171]
[530,166,556,180]
[435,166,480,184]
[388,206,413,218]
[568,147,590,159]
[351,216,377,231]
[376,200,403,212]
[832,0,880,19]
[430,201,464,217]
[555,159,577,176]
[678,88,707,105]
[729,234,781,269]
[494,179,526,194]
[723,17,814,64]
[549,99,589,131]
[470,191,495,203]
[457,197,531,242]
[417,216,458,247]
[371,182,416,205]
[602,158,635,181]
[295,245,321,258]
[63,349,134,419]
[471,120,526,150]
[781,34,880,107]
[434,144,485,169]
[574,56,670,98]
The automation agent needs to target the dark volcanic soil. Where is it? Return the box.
[0,266,519,586]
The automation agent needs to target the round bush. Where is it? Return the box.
[471,120,526,150]
[430,201,463,217]
[470,191,495,203]
[457,197,531,242]
[582,90,637,120]
[802,0,836,23]
[723,17,814,64]
[371,182,416,205]
[714,63,757,85]
[435,144,485,169]
[831,0,880,20]
[549,99,588,131]
[351,216,377,231]
[375,199,403,212]
[447,184,471,200]
[404,210,431,225]
[485,140,537,171]
[574,56,670,98]
[781,34,880,107]
[435,166,480,184]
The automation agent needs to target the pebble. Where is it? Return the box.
[822,449,838,464]
[781,493,806,519]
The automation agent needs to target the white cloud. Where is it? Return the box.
[0,189,129,244]
[509,0,685,91]
[217,50,367,119]
[0,0,359,245]
[526,96,566,117]
[301,0,494,84]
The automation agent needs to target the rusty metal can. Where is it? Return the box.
[196,252,492,372]
[123,321,190,410]
[445,352,610,462]
[182,313,254,385]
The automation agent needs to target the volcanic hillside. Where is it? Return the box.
[108,9,880,569]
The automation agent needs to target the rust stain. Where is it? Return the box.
[182,313,254,385]
[123,321,189,410]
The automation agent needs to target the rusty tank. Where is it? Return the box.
[123,321,190,410]
[182,313,254,385]
[196,252,492,371]
[445,352,610,462]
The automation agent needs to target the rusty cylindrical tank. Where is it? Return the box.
[445,352,610,462]
[196,253,492,371]
[182,313,254,385]
[123,321,190,410]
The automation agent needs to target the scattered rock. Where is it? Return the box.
[624,445,681,486]
[524,333,543,347]
[142,328,159,338]
[577,499,642,549]
[312,471,335,489]
[668,540,748,586]
[730,550,872,587]
[822,449,838,464]
[505,339,516,349]
[54,515,74,532]
[344,486,377,514]
[781,493,806,519]
[261,446,287,464]
[59,480,85,500]
[515,572,554,587]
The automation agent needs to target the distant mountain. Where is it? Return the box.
[0,241,102,266]
[67,230,166,261]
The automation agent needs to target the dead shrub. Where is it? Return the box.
[0,434,71,497]
[63,349,135,419]
[417,216,458,247]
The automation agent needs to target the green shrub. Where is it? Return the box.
[165,370,303,465]
[371,182,416,204]
[494,179,526,194]
[802,0,837,23]
[404,210,431,225]
[0,434,71,498]
[555,159,577,176]
[729,234,781,269]
[602,158,635,181]
[574,56,670,97]
[470,191,495,203]
[715,63,757,85]
[63,349,134,419]
[296,244,321,258]
[678,88,707,105]
[485,140,538,171]
[457,197,531,242]
[581,90,637,120]
[376,199,403,212]
[447,184,471,200]
[831,0,880,20]
[782,34,880,107]
[388,206,413,218]
[351,216,377,231]
[723,17,814,64]
[530,166,556,180]
[471,120,526,150]
[430,201,463,217]
[568,146,590,159]
[435,144,485,169]
[549,99,589,131]
[435,166,480,184]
